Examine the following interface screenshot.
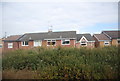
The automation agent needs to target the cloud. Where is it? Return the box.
[1,2,118,37]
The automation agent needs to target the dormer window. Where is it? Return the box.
[79,36,88,46]
[80,41,87,46]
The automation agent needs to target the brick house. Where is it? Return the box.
[93,30,120,47]
[76,34,95,48]
[3,35,22,51]
[3,31,95,51]
[18,31,76,49]
[102,31,120,46]
[93,34,111,47]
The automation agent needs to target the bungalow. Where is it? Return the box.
[93,30,120,47]
[93,34,111,47]
[3,35,22,51]
[2,31,95,51]
[18,31,76,49]
[101,30,120,46]
[76,34,95,48]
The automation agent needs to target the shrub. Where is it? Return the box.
[2,46,119,79]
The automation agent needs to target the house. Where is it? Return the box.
[93,30,120,47]
[93,34,111,47]
[3,35,22,51]
[102,30,120,46]
[76,34,95,48]
[2,31,95,51]
[3,31,77,51]
[18,31,76,49]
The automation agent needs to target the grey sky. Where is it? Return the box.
[0,1,118,38]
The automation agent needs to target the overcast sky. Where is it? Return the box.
[0,2,118,38]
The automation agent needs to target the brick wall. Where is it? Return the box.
[42,39,75,48]
[3,42,19,52]
[111,39,118,46]
[75,42,95,48]
[19,41,34,49]
[93,36,111,48]
[93,36,99,47]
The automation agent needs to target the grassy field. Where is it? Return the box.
[2,46,120,79]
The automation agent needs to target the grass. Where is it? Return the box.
[2,46,120,79]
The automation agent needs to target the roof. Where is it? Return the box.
[19,31,76,41]
[93,34,110,41]
[3,35,22,42]
[76,34,95,41]
[102,30,120,39]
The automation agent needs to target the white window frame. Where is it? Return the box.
[0,44,2,48]
[34,40,42,47]
[104,41,109,45]
[22,41,29,46]
[79,36,88,46]
[61,39,70,45]
[80,41,87,46]
[47,39,56,46]
[8,43,13,48]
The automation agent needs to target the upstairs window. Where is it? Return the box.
[62,39,70,45]
[104,41,109,45]
[47,40,56,46]
[8,43,13,48]
[22,41,29,46]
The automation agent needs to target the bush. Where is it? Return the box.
[2,46,119,79]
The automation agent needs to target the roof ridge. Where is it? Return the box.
[25,31,76,34]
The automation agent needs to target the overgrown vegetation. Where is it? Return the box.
[2,46,120,79]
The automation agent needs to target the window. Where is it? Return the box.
[34,40,42,47]
[62,39,70,45]
[22,41,29,46]
[47,40,56,46]
[0,44,2,48]
[104,41,109,45]
[79,36,88,46]
[118,40,120,44]
[80,41,87,46]
[8,43,13,48]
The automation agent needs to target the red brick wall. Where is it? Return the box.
[75,42,95,48]
[93,36,100,48]
[87,42,95,48]
[3,39,95,52]
[19,41,34,49]
[3,42,19,52]
[42,39,75,48]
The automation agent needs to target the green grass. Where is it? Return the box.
[2,46,120,79]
